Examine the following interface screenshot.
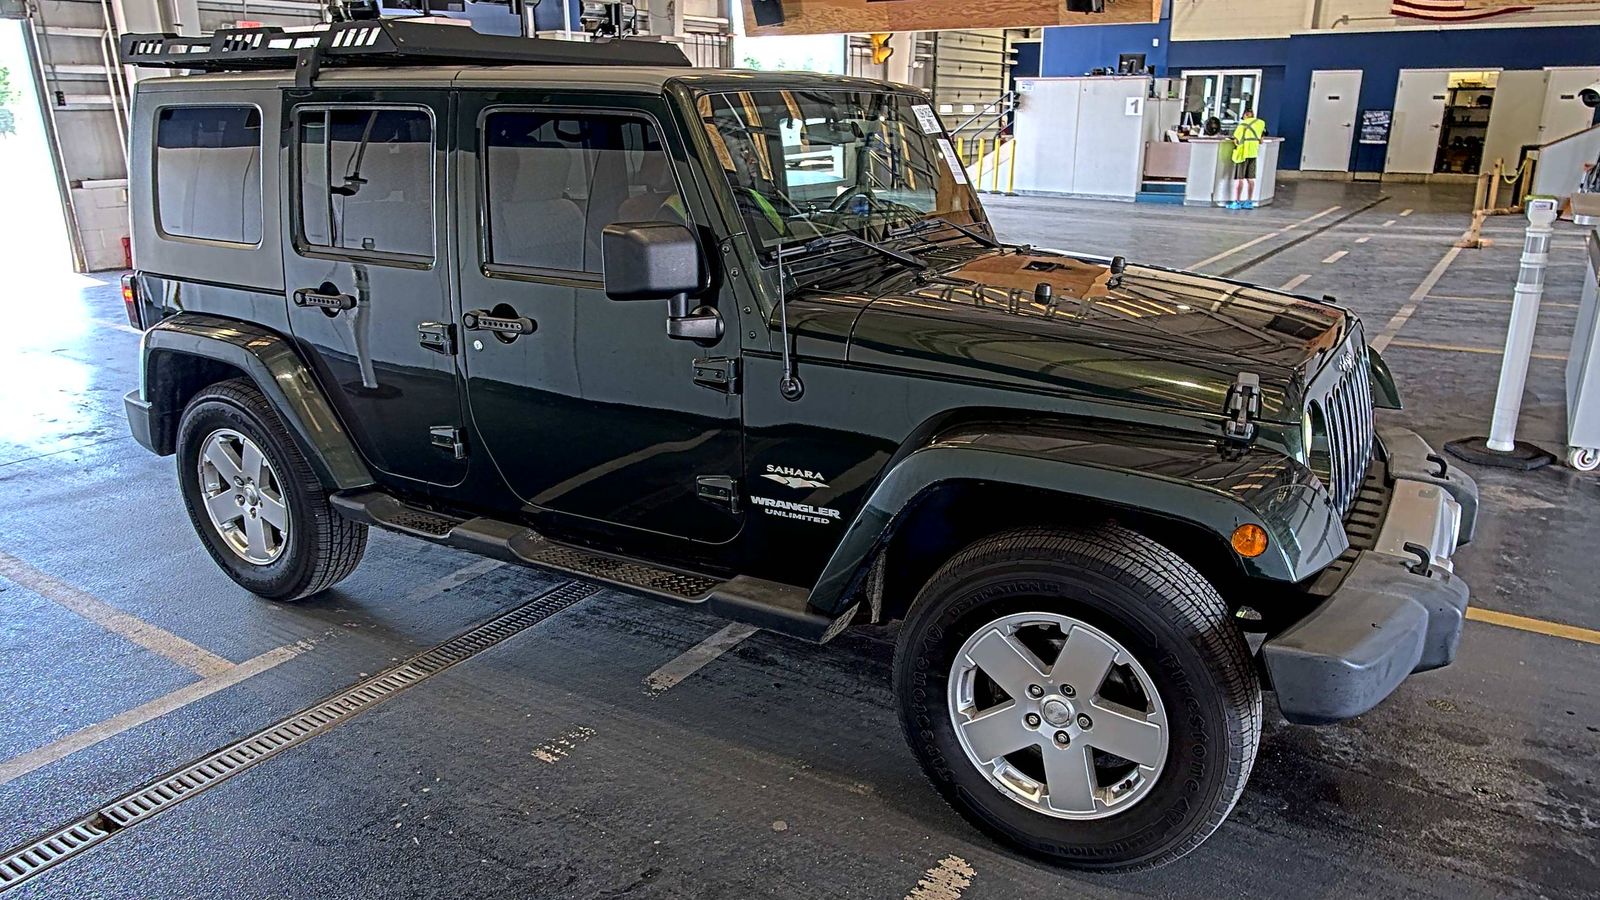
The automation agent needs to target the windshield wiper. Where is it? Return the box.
[894,216,1002,249]
[798,233,928,270]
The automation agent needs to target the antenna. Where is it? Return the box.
[775,240,804,402]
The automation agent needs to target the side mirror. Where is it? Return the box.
[601,222,723,344]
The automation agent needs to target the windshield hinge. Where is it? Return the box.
[1223,372,1262,445]
[696,475,739,512]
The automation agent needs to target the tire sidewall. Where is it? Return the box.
[896,556,1239,869]
[176,389,320,597]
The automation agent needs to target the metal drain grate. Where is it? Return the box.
[0,580,597,893]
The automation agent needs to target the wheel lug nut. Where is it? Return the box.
[1061,684,1076,697]
[1054,731,1070,746]
[1077,713,1092,729]
[1026,684,1044,698]
[1024,713,1041,728]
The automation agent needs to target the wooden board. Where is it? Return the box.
[741,0,1159,37]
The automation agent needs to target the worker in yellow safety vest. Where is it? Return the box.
[1229,107,1267,209]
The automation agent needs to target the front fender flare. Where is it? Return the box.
[140,313,374,490]
[806,424,1348,615]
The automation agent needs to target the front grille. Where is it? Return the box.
[1311,335,1376,518]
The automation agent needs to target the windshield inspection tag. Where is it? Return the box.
[911,104,941,134]
[937,138,969,185]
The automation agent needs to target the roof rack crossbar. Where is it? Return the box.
[118,18,690,82]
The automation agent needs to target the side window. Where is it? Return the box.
[155,106,263,245]
[483,111,680,274]
[297,107,434,258]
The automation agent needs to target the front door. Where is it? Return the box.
[1301,70,1362,172]
[283,91,465,486]
[456,96,743,554]
[1386,70,1450,175]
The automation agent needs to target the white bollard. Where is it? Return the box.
[1485,198,1559,452]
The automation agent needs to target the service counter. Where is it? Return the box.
[1144,137,1283,207]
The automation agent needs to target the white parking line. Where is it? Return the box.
[1383,219,1396,227]
[1188,205,1341,270]
[0,638,317,786]
[1279,274,1313,291]
[905,855,976,900]
[1322,250,1349,264]
[0,549,233,677]
[644,623,759,695]
[1400,208,1414,216]
[1371,245,1461,353]
[1355,236,1371,244]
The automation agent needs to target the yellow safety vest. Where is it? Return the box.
[1231,117,1266,164]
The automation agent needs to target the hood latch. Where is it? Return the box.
[1223,372,1262,445]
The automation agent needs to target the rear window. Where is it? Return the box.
[155,106,263,245]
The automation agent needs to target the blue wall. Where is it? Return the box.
[1037,17,1600,171]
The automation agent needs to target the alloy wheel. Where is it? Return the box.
[196,428,290,565]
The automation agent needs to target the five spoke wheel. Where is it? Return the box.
[948,612,1167,819]
[197,428,290,565]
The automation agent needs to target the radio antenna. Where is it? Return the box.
[776,239,804,401]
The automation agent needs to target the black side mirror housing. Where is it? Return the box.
[601,222,703,301]
[601,222,723,344]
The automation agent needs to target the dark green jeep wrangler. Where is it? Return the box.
[119,20,1477,870]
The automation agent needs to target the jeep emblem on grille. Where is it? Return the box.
[1338,350,1357,374]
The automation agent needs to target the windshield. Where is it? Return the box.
[696,89,987,254]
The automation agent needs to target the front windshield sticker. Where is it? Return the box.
[911,104,941,134]
[937,138,969,185]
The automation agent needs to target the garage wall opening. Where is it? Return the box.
[0,20,72,279]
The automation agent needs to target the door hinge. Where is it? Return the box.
[430,425,467,459]
[692,357,740,394]
[696,475,739,512]
[1223,372,1262,445]
[418,321,456,355]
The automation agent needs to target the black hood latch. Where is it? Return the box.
[1223,372,1262,445]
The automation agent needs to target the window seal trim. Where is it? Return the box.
[151,102,267,250]
[475,103,684,278]
[289,102,440,265]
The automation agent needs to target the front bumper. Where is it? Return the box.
[1262,426,1477,725]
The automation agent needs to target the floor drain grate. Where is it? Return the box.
[0,580,597,893]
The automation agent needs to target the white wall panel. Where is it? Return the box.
[1169,0,1312,41]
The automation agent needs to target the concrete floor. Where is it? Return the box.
[2,180,1598,899]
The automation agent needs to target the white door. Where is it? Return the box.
[1301,70,1363,171]
[1482,70,1548,172]
[1539,67,1600,145]
[1386,69,1451,174]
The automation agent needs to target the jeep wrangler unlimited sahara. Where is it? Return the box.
[119,20,1478,871]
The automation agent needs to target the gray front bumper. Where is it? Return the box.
[1262,426,1477,725]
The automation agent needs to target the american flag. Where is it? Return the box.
[1391,0,1532,20]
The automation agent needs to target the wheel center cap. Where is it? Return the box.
[1041,697,1074,727]
[242,483,261,506]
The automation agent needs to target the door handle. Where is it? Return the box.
[294,287,357,312]
[463,308,537,339]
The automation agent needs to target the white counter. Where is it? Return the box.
[1177,137,1282,208]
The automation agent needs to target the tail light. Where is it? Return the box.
[121,274,144,330]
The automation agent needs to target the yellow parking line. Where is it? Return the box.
[1386,339,1568,361]
[1466,607,1600,646]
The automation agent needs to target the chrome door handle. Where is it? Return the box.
[463,309,537,338]
[294,287,357,312]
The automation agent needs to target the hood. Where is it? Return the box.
[831,248,1351,422]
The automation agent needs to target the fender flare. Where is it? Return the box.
[1368,345,1402,410]
[139,313,374,490]
[806,422,1348,615]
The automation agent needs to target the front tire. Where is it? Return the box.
[176,378,367,601]
[894,525,1261,871]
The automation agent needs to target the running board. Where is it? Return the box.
[330,490,856,643]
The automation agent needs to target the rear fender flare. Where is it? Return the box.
[806,424,1347,615]
[140,313,374,490]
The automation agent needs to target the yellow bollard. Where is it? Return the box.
[991,139,1004,192]
[956,137,966,165]
[1006,140,1018,195]
[975,138,987,190]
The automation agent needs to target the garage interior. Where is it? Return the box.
[1,0,1599,897]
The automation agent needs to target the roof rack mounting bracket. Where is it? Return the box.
[294,44,325,90]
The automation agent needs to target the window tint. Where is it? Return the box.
[298,108,434,257]
[483,112,680,273]
[155,106,262,244]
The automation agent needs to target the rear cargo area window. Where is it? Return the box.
[297,107,434,257]
[483,112,680,273]
[155,106,263,245]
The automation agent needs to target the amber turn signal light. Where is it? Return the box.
[1231,524,1269,558]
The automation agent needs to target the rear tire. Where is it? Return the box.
[894,525,1260,871]
[176,378,367,601]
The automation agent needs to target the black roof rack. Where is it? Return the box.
[119,19,690,88]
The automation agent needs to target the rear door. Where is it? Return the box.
[455,93,744,555]
[283,90,466,487]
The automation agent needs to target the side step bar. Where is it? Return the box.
[330,490,857,643]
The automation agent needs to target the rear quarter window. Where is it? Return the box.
[154,106,263,245]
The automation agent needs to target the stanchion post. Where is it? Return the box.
[1445,197,1561,469]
